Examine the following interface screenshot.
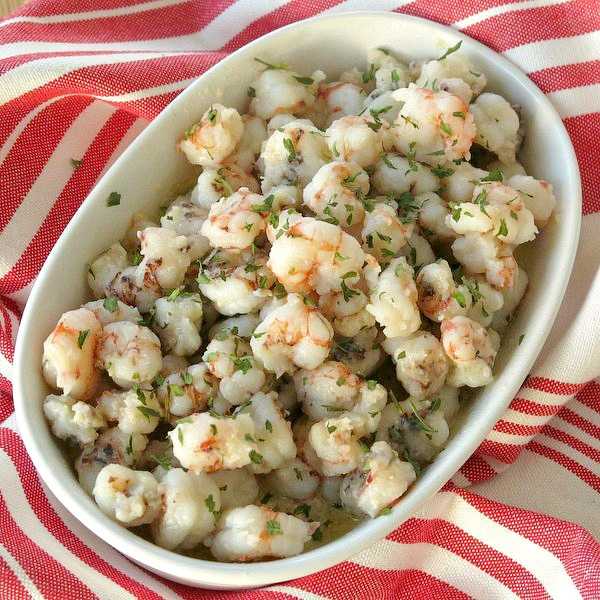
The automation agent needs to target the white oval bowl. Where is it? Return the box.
[14,11,581,590]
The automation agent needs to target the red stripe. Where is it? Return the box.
[525,377,584,396]
[0,1,234,43]
[390,517,551,598]
[528,441,600,492]
[0,108,137,295]
[0,374,13,422]
[0,95,94,230]
[574,381,600,410]
[7,0,153,18]
[452,485,600,596]
[0,495,94,599]
[476,439,522,463]
[530,60,600,93]
[0,301,15,362]
[0,553,29,599]
[458,454,498,483]
[494,419,539,437]
[507,397,562,417]
[222,0,343,52]
[541,425,600,464]
[558,407,600,440]
[0,428,164,598]
[461,0,600,52]
[398,0,506,27]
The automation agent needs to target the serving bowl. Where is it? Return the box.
[14,11,581,589]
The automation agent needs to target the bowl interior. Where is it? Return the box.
[14,11,580,589]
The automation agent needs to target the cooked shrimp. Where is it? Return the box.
[98,387,162,434]
[169,412,257,473]
[462,275,504,327]
[153,292,203,357]
[361,198,414,264]
[416,259,472,322]
[319,81,365,124]
[192,164,260,210]
[441,162,488,204]
[382,331,449,399]
[160,194,211,261]
[325,115,382,168]
[152,468,221,551]
[267,215,365,296]
[250,293,334,376]
[262,458,320,500]
[179,104,244,167]
[209,468,259,510]
[122,213,157,253]
[451,232,518,290]
[416,53,486,100]
[491,266,529,332]
[93,464,160,527]
[318,286,375,338]
[331,326,383,377]
[391,86,476,165]
[250,67,319,120]
[367,48,410,92]
[208,313,260,340]
[372,152,439,196]
[207,504,318,561]
[303,161,369,228]
[83,299,140,326]
[197,248,274,315]
[42,308,102,401]
[75,427,147,495]
[418,192,456,242]
[233,114,268,172]
[398,232,436,269]
[96,321,162,388]
[441,316,500,387]
[157,362,218,417]
[471,93,520,164]
[365,257,421,338]
[507,174,556,228]
[43,394,106,445]
[340,441,416,517]
[87,243,129,300]
[260,119,329,192]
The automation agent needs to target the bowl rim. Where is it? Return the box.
[13,9,582,589]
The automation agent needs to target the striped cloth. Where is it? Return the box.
[0,1,599,598]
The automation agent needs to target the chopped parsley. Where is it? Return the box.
[293,75,314,85]
[249,449,263,464]
[106,192,121,207]
[437,40,462,61]
[283,137,296,162]
[266,519,283,535]
[70,158,83,169]
[77,329,89,349]
[103,297,118,313]
[137,405,160,420]
[481,169,503,182]
[254,57,288,70]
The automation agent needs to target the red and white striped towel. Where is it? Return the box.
[0,1,599,598]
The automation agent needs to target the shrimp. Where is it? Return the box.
[153,292,203,357]
[159,353,189,378]
[365,257,421,338]
[331,326,383,377]
[507,174,556,228]
[197,248,275,316]
[169,412,257,473]
[415,259,472,322]
[340,441,416,517]
[262,457,320,500]
[96,321,162,388]
[179,104,244,167]
[93,464,161,527]
[250,67,319,120]
[382,331,449,399]
[462,275,504,327]
[87,243,129,300]
[488,159,526,180]
[391,86,476,165]
[192,164,260,210]
[361,198,414,264]
[250,293,334,376]
[470,93,520,164]
[267,215,365,296]
[491,266,529,332]
[83,299,141,326]
[318,81,364,123]
[122,213,157,253]
[42,308,102,401]
[303,161,369,228]
[160,195,211,261]
[363,90,404,129]
[75,427,148,495]
[98,387,162,434]
[451,233,518,290]
[43,394,106,445]
[232,114,268,172]
[440,316,500,387]
[367,48,410,92]
[441,162,488,204]
[418,192,456,242]
[371,152,439,196]
[242,391,296,474]
[209,468,259,510]
[260,119,330,192]
[398,232,436,269]
[318,286,375,338]
[326,115,382,168]
[157,363,218,418]
[209,313,260,340]
[152,468,221,551]
[137,227,192,291]
[416,53,487,100]
[207,505,319,562]
[201,188,269,250]
[447,182,537,246]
